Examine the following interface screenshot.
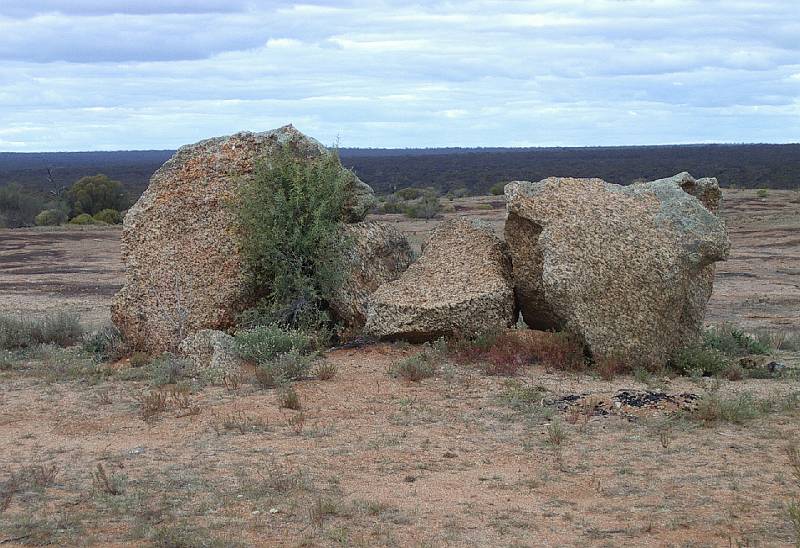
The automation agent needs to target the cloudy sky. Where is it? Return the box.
[0,1,798,151]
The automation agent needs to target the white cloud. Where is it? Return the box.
[0,0,797,150]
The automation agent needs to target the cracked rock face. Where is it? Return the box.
[365,217,516,342]
[112,125,375,352]
[329,221,415,334]
[505,172,730,366]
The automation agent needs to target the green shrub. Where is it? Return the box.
[703,324,771,356]
[68,213,96,225]
[0,312,83,350]
[380,195,402,213]
[129,351,150,368]
[390,352,437,382]
[235,146,353,330]
[65,174,129,216]
[93,208,122,224]
[278,385,302,410]
[235,324,315,364]
[756,188,768,198]
[34,209,67,226]
[671,345,729,376]
[489,182,507,196]
[402,193,441,219]
[395,187,423,200]
[150,352,190,386]
[0,183,48,228]
[81,325,125,362]
[255,350,314,388]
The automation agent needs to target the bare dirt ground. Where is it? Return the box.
[1,188,800,547]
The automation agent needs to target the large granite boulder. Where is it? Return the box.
[329,222,415,333]
[365,217,515,341]
[112,125,375,352]
[505,172,729,366]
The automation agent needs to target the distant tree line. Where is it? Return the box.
[0,144,797,214]
[0,174,128,228]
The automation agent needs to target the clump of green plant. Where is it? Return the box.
[81,325,126,362]
[756,188,768,198]
[235,146,354,332]
[390,350,438,382]
[68,212,96,225]
[0,311,83,350]
[255,350,314,388]
[489,181,507,195]
[703,324,771,357]
[34,208,67,226]
[279,386,302,410]
[671,345,729,377]
[92,208,122,224]
[235,324,315,363]
[402,189,441,219]
[313,361,337,381]
[149,352,190,386]
[545,420,567,446]
[498,380,549,412]
[687,391,800,426]
[236,324,318,388]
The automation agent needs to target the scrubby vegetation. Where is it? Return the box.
[235,147,353,332]
[64,174,128,217]
[376,186,443,218]
[235,324,318,388]
[0,312,83,350]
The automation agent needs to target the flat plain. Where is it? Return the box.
[1,188,799,546]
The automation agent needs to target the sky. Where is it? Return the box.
[0,0,798,151]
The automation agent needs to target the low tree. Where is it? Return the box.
[65,174,128,216]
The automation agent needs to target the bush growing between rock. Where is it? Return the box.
[34,209,67,226]
[236,146,352,331]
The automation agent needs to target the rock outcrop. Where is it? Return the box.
[365,217,515,341]
[329,222,415,333]
[179,329,243,384]
[112,125,375,352]
[505,173,729,366]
